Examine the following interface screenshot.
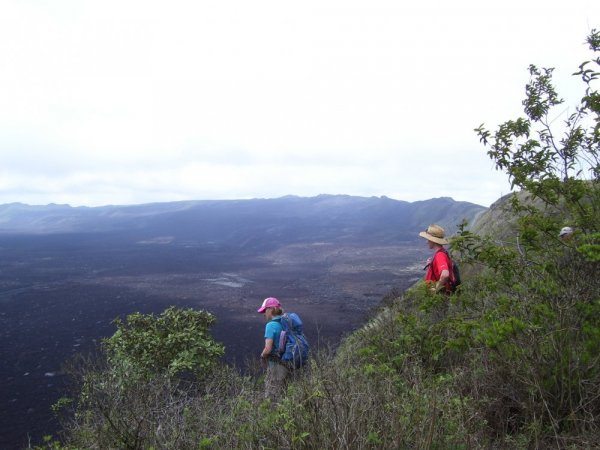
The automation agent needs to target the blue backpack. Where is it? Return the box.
[277,313,310,369]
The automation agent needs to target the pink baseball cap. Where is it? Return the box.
[257,297,281,313]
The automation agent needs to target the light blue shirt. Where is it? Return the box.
[264,316,283,358]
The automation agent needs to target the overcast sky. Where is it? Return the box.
[1,0,598,208]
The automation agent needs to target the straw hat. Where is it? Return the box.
[418,224,448,245]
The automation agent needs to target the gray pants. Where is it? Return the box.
[265,361,289,400]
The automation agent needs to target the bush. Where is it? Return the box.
[103,306,224,381]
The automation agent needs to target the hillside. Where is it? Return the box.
[42,184,599,449]
[468,190,550,241]
[16,189,599,449]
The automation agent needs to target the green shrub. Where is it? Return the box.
[103,306,224,381]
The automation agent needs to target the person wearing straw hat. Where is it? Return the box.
[257,296,289,399]
[419,224,453,294]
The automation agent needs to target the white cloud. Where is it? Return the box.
[0,0,598,207]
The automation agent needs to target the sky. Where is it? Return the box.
[0,0,599,208]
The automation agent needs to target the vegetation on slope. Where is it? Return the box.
[38,29,599,449]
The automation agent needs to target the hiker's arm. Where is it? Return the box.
[260,338,274,359]
[432,269,450,293]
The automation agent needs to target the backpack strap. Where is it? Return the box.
[436,248,455,284]
[277,314,290,356]
[281,313,298,338]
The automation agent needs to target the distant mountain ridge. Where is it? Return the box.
[0,195,486,247]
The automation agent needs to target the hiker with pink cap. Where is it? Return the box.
[258,297,289,399]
